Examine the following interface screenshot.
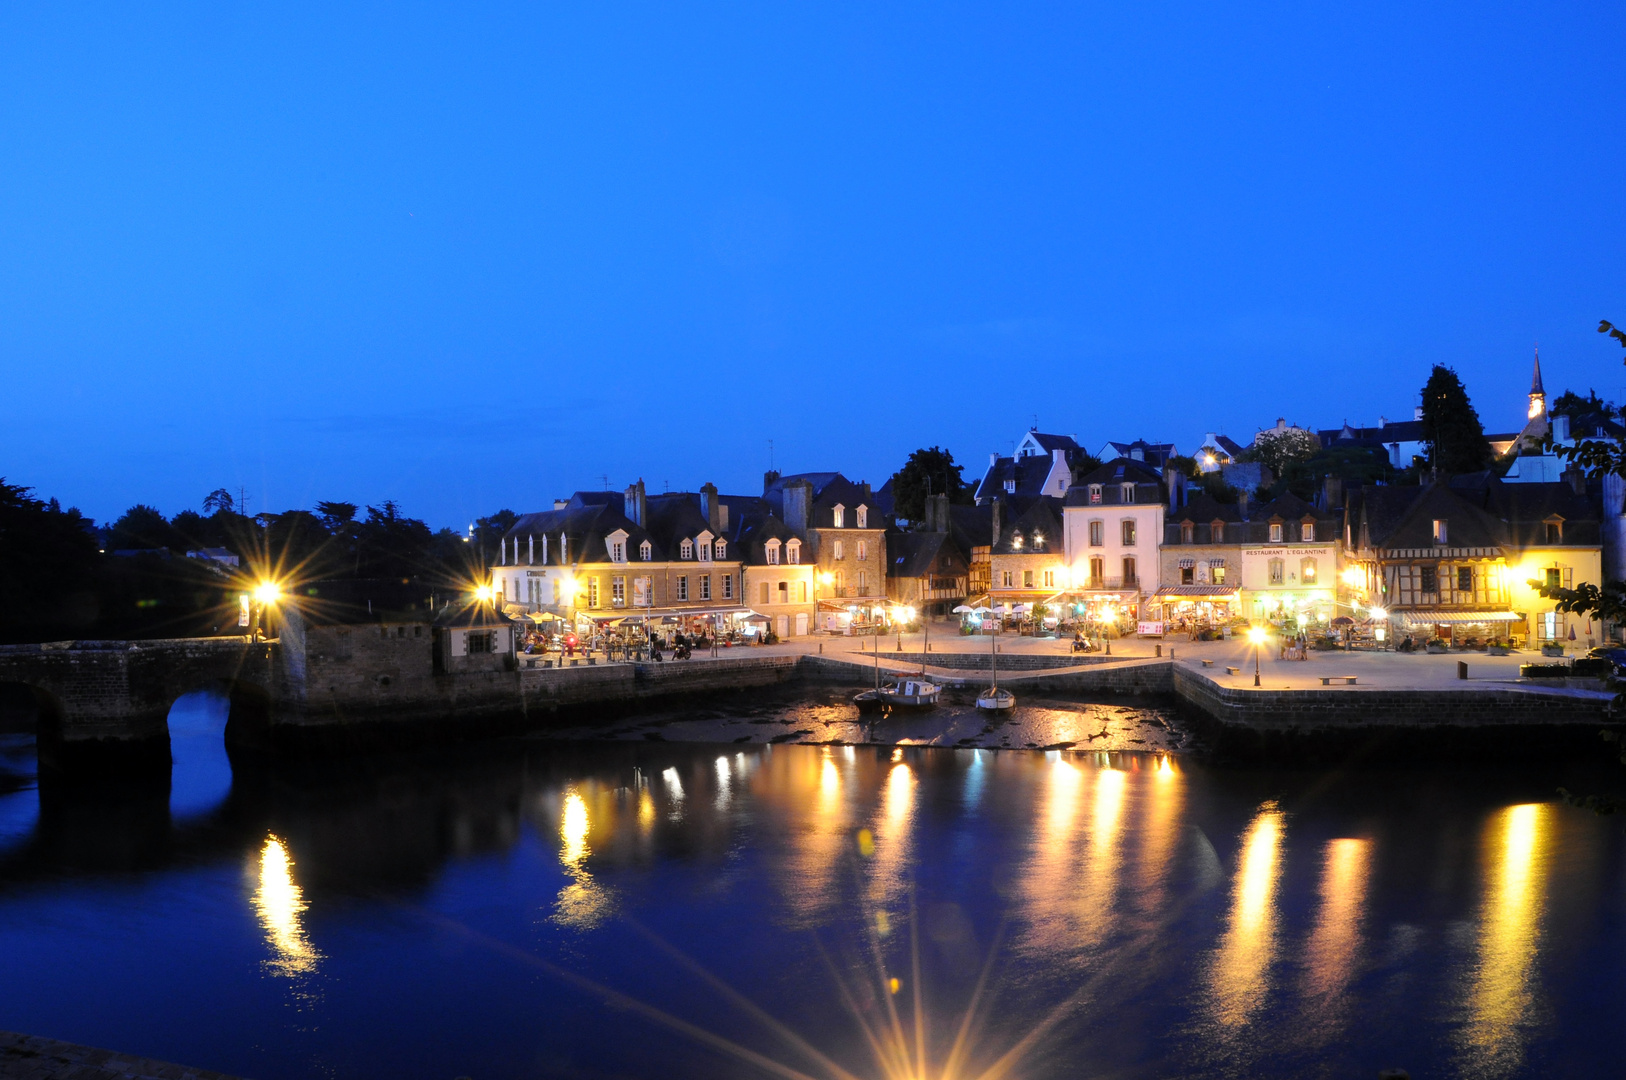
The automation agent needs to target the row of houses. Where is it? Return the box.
[487,357,1622,646]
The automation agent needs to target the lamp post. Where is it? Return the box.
[1247,625,1266,686]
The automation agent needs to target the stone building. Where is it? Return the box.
[1152,493,1244,629]
[886,495,970,617]
[1235,491,1342,626]
[764,471,889,632]
[987,496,1067,615]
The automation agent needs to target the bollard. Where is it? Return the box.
[1457,660,1467,681]
[1155,644,1162,658]
[819,642,823,655]
[1105,640,1111,656]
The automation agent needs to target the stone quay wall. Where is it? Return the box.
[872,650,1120,672]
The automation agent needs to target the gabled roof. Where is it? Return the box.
[1363,483,1508,551]
[974,455,1059,503]
[1254,491,1324,522]
[948,503,994,550]
[991,497,1064,555]
[1212,434,1246,456]
[889,531,968,578]
[1173,493,1243,524]
[1023,431,1081,453]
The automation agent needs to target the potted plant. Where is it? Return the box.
[1541,642,1566,657]
[1486,637,1511,656]
[1425,637,1450,654]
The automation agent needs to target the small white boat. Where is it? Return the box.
[880,678,941,709]
[976,686,1015,711]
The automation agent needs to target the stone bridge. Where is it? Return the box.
[0,638,277,770]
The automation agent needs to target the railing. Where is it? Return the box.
[1080,576,1136,590]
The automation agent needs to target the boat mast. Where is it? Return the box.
[990,613,997,690]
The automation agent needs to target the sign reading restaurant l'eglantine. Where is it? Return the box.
[1241,546,1332,557]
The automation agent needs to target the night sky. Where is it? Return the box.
[2,2,1623,530]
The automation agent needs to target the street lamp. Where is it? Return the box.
[250,580,283,643]
[1247,625,1266,686]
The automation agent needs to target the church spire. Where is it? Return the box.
[1531,345,1545,397]
[1527,345,1547,423]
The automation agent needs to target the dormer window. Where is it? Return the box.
[639,541,652,561]
[765,539,781,565]
[699,541,712,562]
[714,539,726,559]
[1432,519,1448,545]
[1121,484,1135,504]
[856,506,867,528]
[1212,520,1226,543]
[1269,523,1283,543]
[1545,518,1563,543]
[680,539,694,560]
[610,541,625,562]
[1004,480,1016,493]
[1181,522,1194,544]
[1033,532,1044,549]
[1301,522,1314,542]
[832,504,845,528]
[787,539,801,564]
[1088,485,1102,505]
[1011,531,1023,550]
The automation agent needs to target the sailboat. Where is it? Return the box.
[976,609,1015,711]
[855,614,941,710]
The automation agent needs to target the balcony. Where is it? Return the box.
[1080,576,1137,591]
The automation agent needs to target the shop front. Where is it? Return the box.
[1395,610,1521,648]
[1149,585,1242,637]
[816,598,891,634]
[1247,589,1337,633]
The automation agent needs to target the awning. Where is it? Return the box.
[1178,558,1195,568]
[740,611,771,623]
[1154,585,1241,600]
[1398,610,1521,627]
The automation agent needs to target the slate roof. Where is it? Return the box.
[1171,493,1244,524]
[948,504,994,551]
[1024,431,1081,453]
[973,455,1059,503]
[1064,458,1165,507]
[764,472,879,529]
[889,531,961,578]
[991,497,1063,555]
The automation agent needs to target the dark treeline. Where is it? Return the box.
[0,482,516,644]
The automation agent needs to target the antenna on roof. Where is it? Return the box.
[768,439,775,470]
[597,474,609,490]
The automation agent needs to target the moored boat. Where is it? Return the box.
[976,686,1015,711]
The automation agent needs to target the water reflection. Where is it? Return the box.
[765,747,851,926]
[1133,755,1183,914]
[168,690,232,820]
[1015,755,1085,956]
[1207,804,1284,1029]
[1075,766,1126,944]
[1459,802,1551,1077]
[251,836,321,978]
[554,786,613,929]
[1295,836,1370,1046]
[864,760,915,910]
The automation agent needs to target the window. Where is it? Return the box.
[1089,520,1104,547]
[611,540,625,562]
[588,577,600,608]
[1419,566,1438,593]
[1182,565,1195,584]
[787,540,800,564]
[1121,484,1135,504]
[677,576,689,601]
[1181,522,1194,544]
[834,540,845,560]
[1268,558,1285,585]
[1089,485,1102,505]
[1269,523,1283,543]
[800,582,808,602]
[1432,519,1448,545]
[699,541,712,563]
[1043,570,1055,588]
[722,573,733,599]
[466,630,492,654]
[858,570,867,591]
[1302,558,1318,584]
[552,579,562,604]
[856,506,867,528]
[1122,557,1137,586]
[778,581,788,604]
[1212,564,1225,584]
[1033,532,1045,550]
[1004,479,1016,493]
[640,540,652,561]
[833,505,845,528]
[766,541,780,564]
[1023,569,1034,588]
[834,570,844,593]
[1301,523,1314,542]
[681,539,694,560]
[857,541,867,561]
[1121,519,1136,546]
[1457,566,1473,593]
[1089,557,1104,585]
[1545,521,1563,543]
[1011,531,1023,549]
[1544,568,1561,590]
[700,575,711,600]
[1211,521,1226,543]
[612,576,626,605]
[1002,570,1014,587]
[760,582,770,604]
[715,539,726,559]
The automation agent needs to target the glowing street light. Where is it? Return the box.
[474,584,495,603]
[253,581,283,605]
[1247,625,1267,687]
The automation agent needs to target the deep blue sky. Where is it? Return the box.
[3,3,1623,530]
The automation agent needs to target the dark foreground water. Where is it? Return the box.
[2,693,1625,1080]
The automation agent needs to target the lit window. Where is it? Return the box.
[1023,569,1034,588]
[1121,519,1136,546]
[787,540,801,564]
[1043,569,1055,588]
[856,506,867,528]
[1269,559,1284,585]
[611,541,625,562]
[1004,480,1016,493]
[639,540,652,561]
[834,540,845,560]
[715,539,726,559]
[612,576,626,605]
[857,541,867,561]
[1302,558,1317,583]
[1300,522,1314,542]
[588,577,600,608]
[1088,485,1102,505]
[1432,519,1448,545]
[766,540,780,565]
[1011,532,1023,550]
[1002,571,1013,587]
[833,505,845,528]
[1269,523,1283,543]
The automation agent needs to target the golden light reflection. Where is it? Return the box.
[1134,754,1183,914]
[761,747,850,927]
[637,789,655,834]
[865,763,916,907]
[1302,838,1370,1007]
[1013,755,1085,957]
[1074,766,1127,944]
[554,787,612,929]
[1207,806,1284,1028]
[1460,803,1550,1076]
[252,835,322,978]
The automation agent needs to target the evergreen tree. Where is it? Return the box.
[889,447,972,524]
[1420,365,1493,477]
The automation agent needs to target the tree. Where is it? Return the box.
[1420,365,1493,477]
[1241,427,1318,479]
[202,488,235,514]
[108,504,179,552]
[889,447,972,524]
[1268,445,1396,501]
[0,480,101,642]
[1550,389,1617,422]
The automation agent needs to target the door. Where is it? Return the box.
[795,613,808,636]
[777,615,789,638]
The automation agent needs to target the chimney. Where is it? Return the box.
[553,499,567,511]
[784,479,813,536]
[1554,414,1571,443]
[1565,467,1587,496]
[623,479,647,526]
[1414,406,1424,421]
[1239,489,1250,521]
[926,493,949,533]
[861,481,872,499]
[700,482,720,530]
[1321,476,1344,510]
[989,452,998,467]
[990,498,1003,548]
[763,469,781,494]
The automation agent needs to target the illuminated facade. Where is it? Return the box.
[1063,458,1167,621]
[987,496,1068,612]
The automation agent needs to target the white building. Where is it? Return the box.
[1062,458,1167,623]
